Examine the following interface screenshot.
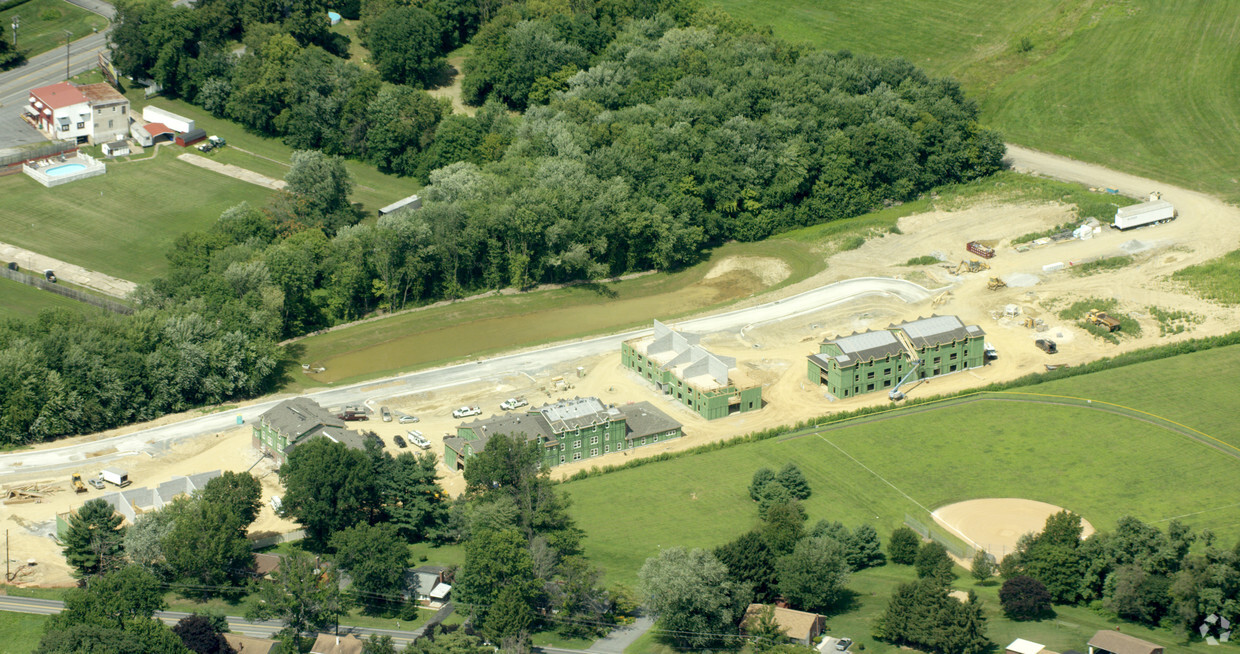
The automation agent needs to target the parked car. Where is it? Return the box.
[1035,338,1058,354]
[452,406,482,418]
[208,135,225,148]
[88,477,104,490]
[393,435,407,448]
[835,638,852,651]
[196,142,214,153]
[398,414,420,424]
[500,397,528,411]
[381,406,392,422]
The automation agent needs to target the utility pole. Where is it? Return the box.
[10,15,17,49]
[64,30,71,80]
[5,529,9,582]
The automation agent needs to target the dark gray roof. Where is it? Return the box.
[180,127,207,141]
[807,353,834,371]
[259,398,364,453]
[618,402,681,441]
[894,315,984,348]
[459,412,553,451]
[1087,631,1162,654]
[821,330,903,367]
[105,140,128,148]
[443,436,467,454]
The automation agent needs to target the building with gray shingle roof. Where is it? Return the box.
[807,314,986,399]
[252,397,366,465]
[444,397,682,471]
[622,320,763,420]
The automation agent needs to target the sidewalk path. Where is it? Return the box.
[0,241,137,298]
[591,615,655,654]
[177,153,287,190]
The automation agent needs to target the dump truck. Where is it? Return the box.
[71,473,87,493]
[966,241,995,259]
[1113,199,1176,230]
[1087,309,1121,332]
[100,468,131,488]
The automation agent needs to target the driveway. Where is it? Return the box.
[590,615,655,654]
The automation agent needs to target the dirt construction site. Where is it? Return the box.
[6,150,1240,587]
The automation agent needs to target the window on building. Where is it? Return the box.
[950,352,958,360]
[121,107,126,114]
[573,452,581,461]
[867,383,875,391]
[884,380,892,387]
[559,443,565,450]
[933,357,941,364]
[107,119,113,128]
[653,434,658,442]
[867,371,875,379]
[560,456,565,463]
[950,364,957,372]
[590,448,598,457]
[590,436,598,445]
[641,438,646,445]
[604,445,610,453]
[884,368,891,375]
[573,440,581,449]
[77,122,84,129]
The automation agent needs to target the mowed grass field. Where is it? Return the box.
[706,0,1240,204]
[0,276,99,320]
[562,344,1240,580]
[0,0,108,59]
[0,610,48,654]
[126,94,418,216]
[0,155,272,282]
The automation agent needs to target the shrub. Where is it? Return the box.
[1000,575,1052,620]
[903,255,939,266]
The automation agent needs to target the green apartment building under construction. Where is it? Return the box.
[806,315,986,399]
[622,320,763,420]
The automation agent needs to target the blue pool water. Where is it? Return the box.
[328,11,341,22]
[46,163,86,176]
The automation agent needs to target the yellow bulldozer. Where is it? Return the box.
[987,277,1006,290]
[71,473,87,493]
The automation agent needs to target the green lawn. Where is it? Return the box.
[1,0,108,59]
[1172,248,1240,306]
[0,610,48,654]
[0,276,99,321]
[562,346,1240,651]
[0,153,273,282]
[705,0,1240,204]
[126,93,418,216]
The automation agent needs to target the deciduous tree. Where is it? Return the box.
[201,471,263,528]
[638,547,748,650]
[331,523,410,605]
[279,438,381,548]
[776,536,851,612]
[888,527,921,566]
[999,575,1051,621]
[247,551,346,639]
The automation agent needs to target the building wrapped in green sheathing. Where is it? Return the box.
[443,397,682,471]
[806,315,986,399]
[622,320,764,420]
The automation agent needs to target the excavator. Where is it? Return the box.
[952,259,990,275]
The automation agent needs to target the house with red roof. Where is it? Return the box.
[26,81,131,144]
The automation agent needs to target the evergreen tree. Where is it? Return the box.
[776,536,851,612]
[776,463,811,500]
[888,527,921,566]
[915,542,955,585]
[749,467,776,501]
[62,498,126,577]
[849,525,886,570]
[762,501,807,555]
[715,530,779,603]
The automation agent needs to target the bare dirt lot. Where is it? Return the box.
[932,498,1096,561]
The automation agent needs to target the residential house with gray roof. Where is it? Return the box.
[252,398,366,465]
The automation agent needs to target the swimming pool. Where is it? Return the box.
[45,163,87,176]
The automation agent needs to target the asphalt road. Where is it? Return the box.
[0,595,426,648]
[0,1,113,148]
[0,277,936,477]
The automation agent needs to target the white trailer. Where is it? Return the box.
[100,468,131,488]
[1113,199,1176,230]
[141,105,195,134]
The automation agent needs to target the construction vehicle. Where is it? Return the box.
[889,330,923,401]
[1035,339,1058,354]
[337,405,368,421]
[966,241,995,259]
[71,474,87,494]
[1086,309,1121,332]
[953,259,989,274]
[100,468,131,488]
[987,277,1006,290]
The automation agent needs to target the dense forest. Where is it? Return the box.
[0,0,1003,443]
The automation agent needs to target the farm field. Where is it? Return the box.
[0,154,273,283]
[0,0,108,60]
[0,276,98,320]
[124,93,418,216]
[706,0,1240,204]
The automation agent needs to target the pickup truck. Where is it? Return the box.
[452,406,482,418]
[500,397,529,411]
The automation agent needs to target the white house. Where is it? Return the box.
[27,82,131,144]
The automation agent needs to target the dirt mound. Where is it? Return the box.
[704,256,792,286]
[932,498,1095,561]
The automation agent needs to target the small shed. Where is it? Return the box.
[1087,630,1163,654]
[176,128,207,147]
[378,194,421,216]
[101,140,130,157]
[1006,638,1048,654]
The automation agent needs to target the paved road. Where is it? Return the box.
[0,595,426,649]
[0,1,112,148]
[0,277,936,477]
[0,240,137,297]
